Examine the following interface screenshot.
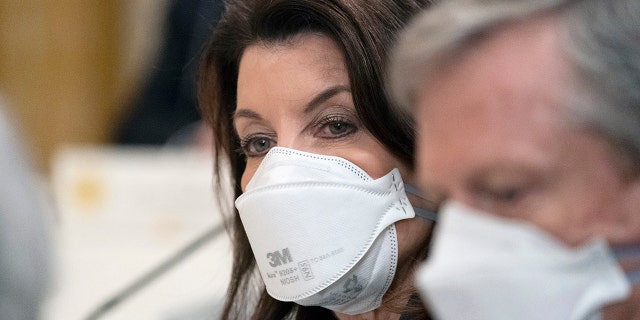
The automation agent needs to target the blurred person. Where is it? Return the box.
[116,0,223,145]
[198,0,437,319]
[389,0,640,319]
[0,99,51,319]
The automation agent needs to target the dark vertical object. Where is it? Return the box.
[116,0,224,145]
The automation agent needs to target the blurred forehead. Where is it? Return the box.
[414,15,573,187]
[421,13,569,107]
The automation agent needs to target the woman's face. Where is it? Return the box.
[235,33,404,184]
[233,33,432,300]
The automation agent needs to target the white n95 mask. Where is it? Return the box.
[235,147,432,315]
[416,201,631,320]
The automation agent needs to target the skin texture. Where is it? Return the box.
[413,15,640,319]
[234,33,432,320]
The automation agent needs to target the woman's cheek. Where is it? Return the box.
[240,161,260,192]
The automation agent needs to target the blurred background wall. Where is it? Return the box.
[0,0,168,172]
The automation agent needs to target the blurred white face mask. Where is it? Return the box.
[235,147,435,315]
[416,201,632,320]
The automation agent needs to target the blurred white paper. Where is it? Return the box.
[45,146,232,320]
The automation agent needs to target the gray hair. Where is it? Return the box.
[0,102,51,320]
[389,0,640,171]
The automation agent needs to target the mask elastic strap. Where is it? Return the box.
[613,245,640,285]
[404,183,438,222]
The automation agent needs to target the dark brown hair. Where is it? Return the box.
[198,0,433,319]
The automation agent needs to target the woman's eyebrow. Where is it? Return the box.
[233,85,350,122]
[233,108,263,121]
[304,85,350,114]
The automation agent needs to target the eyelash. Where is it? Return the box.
[488,187,524,203]
[313,114,358,138]
[473,184,531,213]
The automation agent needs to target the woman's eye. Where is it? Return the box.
[328,122,349,135]
[240,135,276,157]
[316,116,357,138]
